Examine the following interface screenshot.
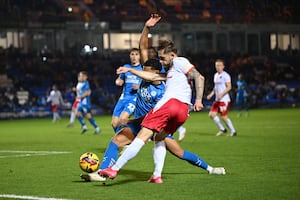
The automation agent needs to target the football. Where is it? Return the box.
[79,152,100,173]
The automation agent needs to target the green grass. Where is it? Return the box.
[0,108,300,200]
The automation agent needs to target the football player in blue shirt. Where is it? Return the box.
[236,73,249,117]
[111,48,143,133]
[76,71,101,134]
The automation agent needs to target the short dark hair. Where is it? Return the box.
[130,48,140,53]
[79,71,88,77]
[215,59,225,65]
[157,40,177,54]
[143,58,162,72]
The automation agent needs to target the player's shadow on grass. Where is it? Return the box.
[72,169,148,186]
[96,169,151,186]
[96,169,201,186]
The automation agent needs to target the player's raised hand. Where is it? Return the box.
[116,66,130,74]
[145,14,161,28]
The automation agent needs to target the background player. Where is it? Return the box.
[46,84,64,123]
[66,86,80,127]
[76,71,101,134]
[207,59,237,136]
[236,73,249,117]
[111,48,143,133]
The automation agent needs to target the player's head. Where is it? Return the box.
[129,48,140,66]
[238,73,243,80]
[143,58,162,74]
[78,71,88,82]
[148,46,158,59]
[157,40,177,68]
[52,84,57,90]
[215,59,225,73]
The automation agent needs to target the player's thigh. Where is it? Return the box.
[209,101,219,118]
[111,116,119,126]
[219,101,230,116]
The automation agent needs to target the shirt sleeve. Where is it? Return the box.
[173,57,194,74]
[225,72,231,83]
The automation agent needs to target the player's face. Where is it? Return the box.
[78,73,87,82]
[148,48,157,59]
[130,51,140,65]
[158,50,173,68]
[215,61,225,73]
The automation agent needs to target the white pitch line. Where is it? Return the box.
[0,150,71,159]
[0,194,72,200]
[0,150,71,153]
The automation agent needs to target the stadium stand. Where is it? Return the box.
[0,0,299,118]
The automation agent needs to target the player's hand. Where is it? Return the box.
[193,99,203,111]
[145,14,161,28]
[116,66,130,74]
[216,94,223,101]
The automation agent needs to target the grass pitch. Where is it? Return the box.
[0,108,300,200]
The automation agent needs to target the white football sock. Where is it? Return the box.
[70,111,76,124]
[206,165,213,173]
[213,116,225,130]
[225,118,236,133]
[53,112,59,121]
[152,140,166,178]
[177,126,184,133]
[112,138,145,171]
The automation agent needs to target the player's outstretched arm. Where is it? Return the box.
[117,67,165,82]
[139,14,161,64]
[139,26,149,64]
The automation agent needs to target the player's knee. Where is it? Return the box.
[76,112,81,117]
[119,118,128,126]
[111,120,118,129]
[111,137,125,147]
[169,149,184,158]
[208,112,215,118]
[221,115,228,121]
